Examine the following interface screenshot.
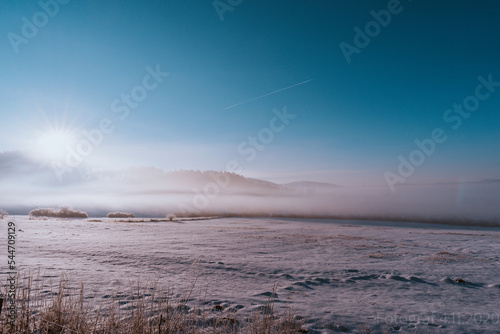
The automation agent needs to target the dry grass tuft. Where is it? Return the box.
[247,284,305,334]
[0,272,307,334]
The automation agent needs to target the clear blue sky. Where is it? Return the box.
[1,0,500,187]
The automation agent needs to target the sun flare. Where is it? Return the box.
[36,130,75,161]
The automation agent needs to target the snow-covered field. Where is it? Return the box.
[4,216,500,333]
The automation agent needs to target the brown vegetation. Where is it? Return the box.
[0,272,306,334]
[107,212,135,218]
[29,207,88,219]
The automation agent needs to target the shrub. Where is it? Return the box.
[107,212,135,218]
[29,207,88,218]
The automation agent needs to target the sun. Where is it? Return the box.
[27,110,81,165]
[35,129,76,162]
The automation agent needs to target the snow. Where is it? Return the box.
[4,216,500,333]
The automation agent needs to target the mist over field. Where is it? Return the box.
[1,151,499,224]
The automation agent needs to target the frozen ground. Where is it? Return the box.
[3,216,500,333]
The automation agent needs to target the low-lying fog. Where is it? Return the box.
[1,151,499,224]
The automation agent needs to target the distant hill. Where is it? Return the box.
[98,169,347,196]
[94,168,289,196]
[0,151,341,196]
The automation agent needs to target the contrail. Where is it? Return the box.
[224,78,314,110]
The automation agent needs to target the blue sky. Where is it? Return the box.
[1,0,500,187]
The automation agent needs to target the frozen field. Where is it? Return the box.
[3,216,500,333]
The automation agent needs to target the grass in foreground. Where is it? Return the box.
[0,270,447,333]
[0,271,306,334]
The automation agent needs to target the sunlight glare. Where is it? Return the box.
[37,130,75,161]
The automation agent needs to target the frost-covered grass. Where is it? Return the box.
[0,272,306,334]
